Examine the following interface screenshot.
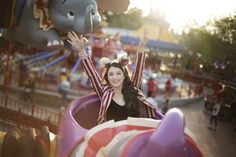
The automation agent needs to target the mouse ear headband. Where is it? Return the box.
[118,54,129,66]
[100,54,129,69]
[100,57,112,69]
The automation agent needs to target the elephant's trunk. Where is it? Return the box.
[139,108,188,157]
[74,5,94,34]
[84,5,94,33]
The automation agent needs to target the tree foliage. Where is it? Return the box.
[214,14,236,43]
[103,8,143,30]
[177,13,236,80]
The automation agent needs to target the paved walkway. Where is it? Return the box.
[176,100,236,157]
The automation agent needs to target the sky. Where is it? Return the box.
[129,0,236,33]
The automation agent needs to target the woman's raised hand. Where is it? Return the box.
[141,35,148,46]
[138,34,148,53]
[67,31,87,57]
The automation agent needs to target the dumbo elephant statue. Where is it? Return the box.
[1,0,130,50]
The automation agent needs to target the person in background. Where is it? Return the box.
[58,77,71,111]
[24,73,36,102]
[59,68,67,81]
[146,77,157,97]
[18,60,28,87]
[165,78,171,98]
[208,99,221,130]
[162,97,170,115]
[229,97,236,131]
[67,31,163,124]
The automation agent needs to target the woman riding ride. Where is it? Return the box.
[67,31,163,124]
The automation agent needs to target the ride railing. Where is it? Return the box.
[176,70,236,122]
[0,118,34,133]
[0,70,89,96]
[168,69,214,87]
[0,95,60,133]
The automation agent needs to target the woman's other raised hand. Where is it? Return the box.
[138,34,148,53]
[67,31,87,58]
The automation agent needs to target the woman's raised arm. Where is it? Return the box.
[67,31,87,58]
[67,32,103,98]
[131,36,148,88]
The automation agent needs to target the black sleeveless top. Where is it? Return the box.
[106,99,129,121]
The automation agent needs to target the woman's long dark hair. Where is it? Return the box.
[104,62,140,117]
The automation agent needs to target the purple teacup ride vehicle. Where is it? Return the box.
[56,93,203,157]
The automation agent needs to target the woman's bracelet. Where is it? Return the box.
[78,49,87,59]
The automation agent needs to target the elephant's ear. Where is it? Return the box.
[97,0,130,13]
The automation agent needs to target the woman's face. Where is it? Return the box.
[107,67,125,88]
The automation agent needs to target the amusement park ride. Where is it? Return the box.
[0,0,203,156]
